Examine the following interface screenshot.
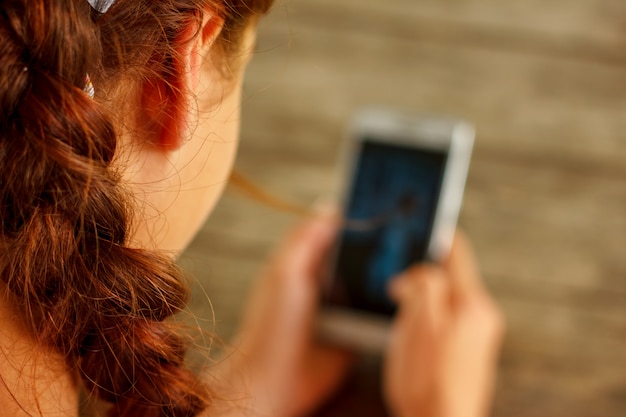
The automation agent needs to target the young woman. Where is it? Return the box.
[0,0,504,416]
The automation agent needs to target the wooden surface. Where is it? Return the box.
[180,0,626,415]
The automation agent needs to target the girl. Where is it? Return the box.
[0,0,503,416]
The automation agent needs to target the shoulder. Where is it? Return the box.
[0,284,79,417]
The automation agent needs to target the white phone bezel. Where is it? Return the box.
[316,108,475,352]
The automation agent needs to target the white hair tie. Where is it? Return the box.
[83,0,115,98]
[87,0,116,14]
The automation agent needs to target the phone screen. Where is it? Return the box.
[327,138,448,316]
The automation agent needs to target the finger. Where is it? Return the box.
[388,265,450,342]
[384,269,450,414]
[445,231,484,300]
[387,264,444,303]
[277,206,340,284]
[391,266,450,345]
[289,344,355,417]
[242,208,339,339]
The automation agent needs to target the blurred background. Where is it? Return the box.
[180,0,626,416]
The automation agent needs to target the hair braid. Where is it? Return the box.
[0,0,211,415]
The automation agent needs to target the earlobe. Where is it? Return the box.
[140,76,185,150]
[138,11,224,151]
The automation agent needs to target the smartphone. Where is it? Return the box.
[317,108,474,352]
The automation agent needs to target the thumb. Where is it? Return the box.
[277,206,340,285]
[236,207,339,352]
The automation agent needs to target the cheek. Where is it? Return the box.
[126,84,243,254]
[183,109,241,224]
[158,98,242,253]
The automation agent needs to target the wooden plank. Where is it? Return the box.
[267,0,626,63]
[244,26,626,164]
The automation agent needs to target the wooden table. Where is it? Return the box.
[180,0,626,415]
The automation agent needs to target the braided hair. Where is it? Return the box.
[0,0,272,415]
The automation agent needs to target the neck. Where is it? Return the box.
[0,281,79,416]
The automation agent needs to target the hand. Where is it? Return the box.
[209,209,354,417]
[384,233,505,417]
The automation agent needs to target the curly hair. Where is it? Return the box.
[0,0,272,415]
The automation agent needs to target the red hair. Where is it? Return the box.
[0,0,272,415]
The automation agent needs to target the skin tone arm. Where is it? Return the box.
[0,286,79,416]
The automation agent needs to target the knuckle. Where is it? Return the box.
[391,265,449,302]
[418,274,444,295]
[405,264,447,286]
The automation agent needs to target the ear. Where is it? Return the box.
[139,11,224,150]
